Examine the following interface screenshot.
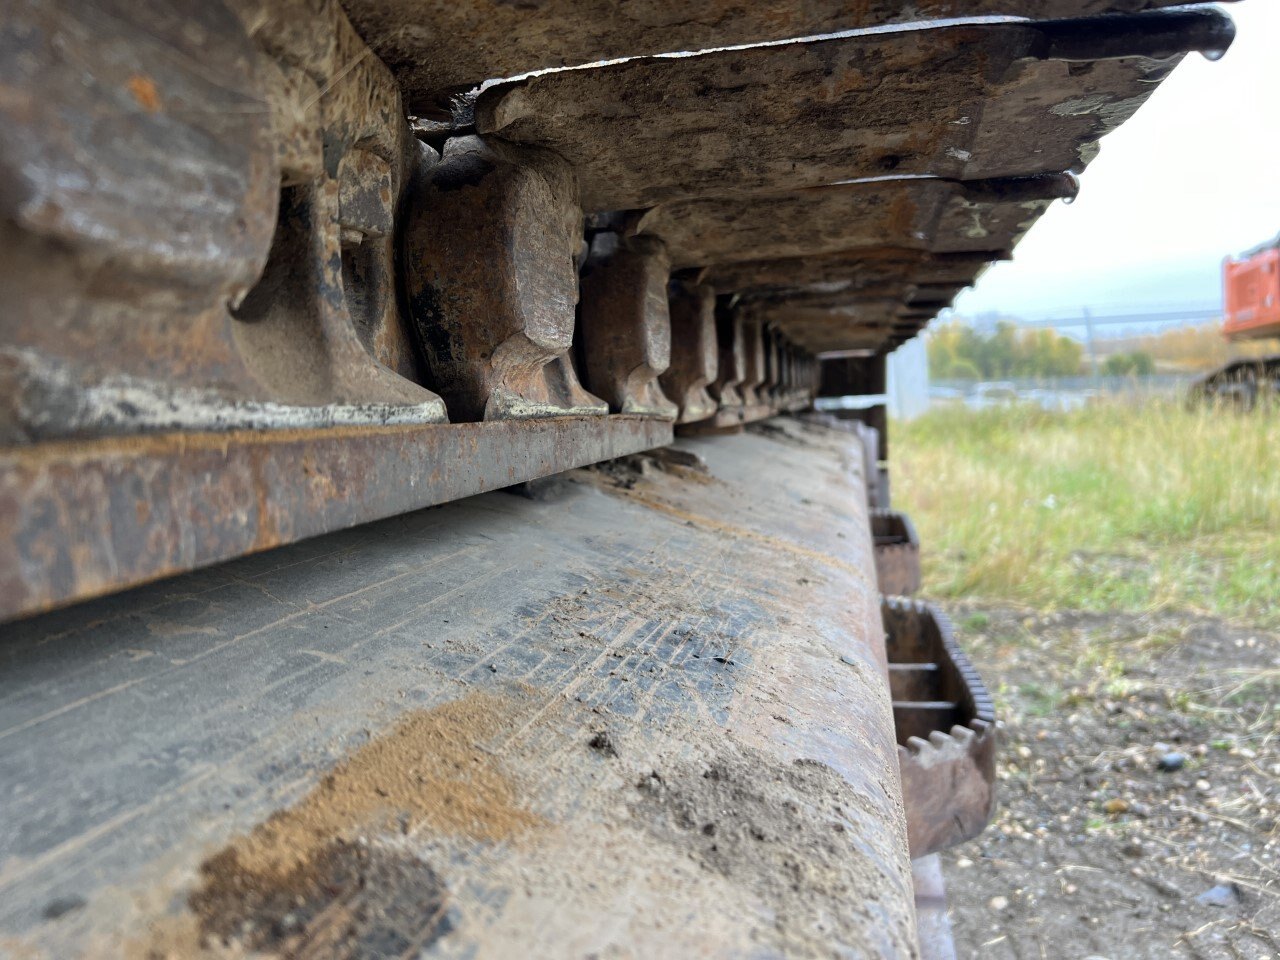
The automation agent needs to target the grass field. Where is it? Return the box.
[894,399,1280,625]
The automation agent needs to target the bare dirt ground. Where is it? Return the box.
[937,602,1280,960]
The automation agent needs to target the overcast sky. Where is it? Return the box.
[951,0,1280,326]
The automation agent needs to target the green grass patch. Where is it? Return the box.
[1017,681,1063,717]
[895,399,1280,624]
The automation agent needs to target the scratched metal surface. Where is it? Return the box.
[474,12,1230,211]
[341,0,1231,114]
[0,416,671,623]
[0,422,914,958]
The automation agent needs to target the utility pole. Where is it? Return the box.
[1083,306,1100,381]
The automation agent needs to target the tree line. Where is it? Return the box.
[927,321,1084,380]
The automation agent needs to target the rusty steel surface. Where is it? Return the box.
[0,0,1231,610]
[475,12,1229,211]
[706,310,747,421]
[648,174,1075,352]
[401,136,605,421]
[697,250,1002,301]
[649,176,1078,272]
[913,855,960,960]
[660,282,720,424]
[0,0,1232,408]
[1,0,452,444]
[873,509,923,597]
[652,176,1078,352]
[884,598,998,859]
[0,2,1228,944]
[342,0,1230,114]
[736,321,769,413]
[0,423,916,957]
[0,416,670,622]
[748,299,907,354]
[578,236,680,418]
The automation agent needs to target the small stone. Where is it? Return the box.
[1103,798,1130,815]
[636,771,664,795]
[1195,883,1239,908]
[42,897,86,921]
[1157,752,1186,772]
[587,731,617,757]
[277,912,302,935]
[989,896,1009,911]
[1196,779,1212,793]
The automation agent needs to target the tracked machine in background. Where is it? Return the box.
[0,2,1233,956]
[1191,235,1280,408]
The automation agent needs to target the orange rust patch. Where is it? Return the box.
[127,75,161,113]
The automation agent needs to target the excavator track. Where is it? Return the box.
[0,2,1234,956]
[3,422,916,957]
[0,0,1233,622]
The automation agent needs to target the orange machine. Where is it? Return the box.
[1223,236,1280,341]
[1191,236,1280,406]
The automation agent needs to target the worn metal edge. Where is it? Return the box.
[884,596,997,729]
[871,508,920,550]
[912,855,958,960]
[0,416,672,622]
[884,597,999,857]
[872,509,922,596]
[875,542,922,596]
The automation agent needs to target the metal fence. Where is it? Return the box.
[933,374,1195,395]
[929,374,1198,411]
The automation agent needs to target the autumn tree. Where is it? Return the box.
[927,321,1084,379]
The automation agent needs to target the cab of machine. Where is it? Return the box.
[1223,238,1280,340]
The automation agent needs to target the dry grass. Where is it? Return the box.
[895,399,1280,625]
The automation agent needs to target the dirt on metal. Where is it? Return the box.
[203,693,539,873]
[630,744,905,957]
[185,693,540,956]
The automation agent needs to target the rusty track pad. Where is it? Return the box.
[476,11,1232,210]
[884,597,998,859]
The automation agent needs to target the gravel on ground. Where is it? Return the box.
[938,602,1280,960]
